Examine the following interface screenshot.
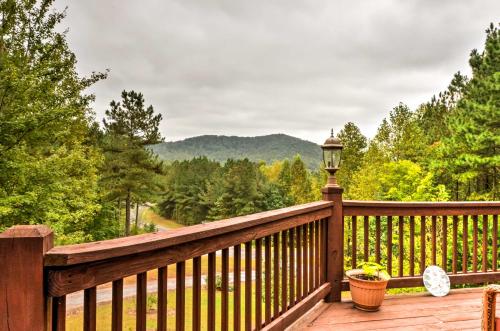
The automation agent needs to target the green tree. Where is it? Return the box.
[439,23,499,200]
[102,90,164,234]
[289,155,314,204]
[0,0,107,242]
[336,122,367,195]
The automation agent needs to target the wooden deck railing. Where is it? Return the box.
[1,201,334,331]
[1,198,499,331]
[342,201,500,290]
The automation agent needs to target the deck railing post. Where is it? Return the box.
[322,184,344,302]
[0,225,54,331]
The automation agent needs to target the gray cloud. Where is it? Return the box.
[57,0,500,144]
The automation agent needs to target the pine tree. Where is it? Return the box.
[102,90,164,235]
[440,23,500,199]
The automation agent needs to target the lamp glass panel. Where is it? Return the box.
[323,148,342,168]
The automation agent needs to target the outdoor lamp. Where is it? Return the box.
[321,129,343,187]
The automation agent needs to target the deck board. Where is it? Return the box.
[300,288,495,331]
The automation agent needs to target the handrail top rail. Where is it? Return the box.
[44,200,333,267]
[344,200,500,208]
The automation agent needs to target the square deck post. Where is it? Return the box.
[322,185,344,302]
[0,225,54,331]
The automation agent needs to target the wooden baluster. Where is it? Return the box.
[264,236,272,325]
[462,215,469,273]
[52,296,66,331]
[452,216,458,274]
[222,248,229,331]
[83,287,96,331]
[281,230,288,313]
[302,224,308,297]
[308,222,314,293]
[136,273,147,331]
[289,229,295,308]
[273,233,280,318]
[387,216,393,276]
[234,245,241,331]
[352,216,357,269]
[255,239,262,330]
[442,216,448,272]
[314,221,320,289]
[409,216,415,276]
[482,215,488,272]
[493,215,498,272]
[296,226,302,301]
[398,216,404,277]
[112,279,123,331]
[321,219,328,284]
[208,252,216,331]
[376,216,381,264]
[364,216,369,262]
[473,215,478,273]
[245,243,252,331]
[175,263,185,331]
[192,259,201,331]
[432,216,437,265]
[420,216,426,274]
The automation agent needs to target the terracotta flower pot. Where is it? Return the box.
[346,269,389,312]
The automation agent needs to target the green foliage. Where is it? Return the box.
[437,23,499,200]
[336,122,367,195]
[101,90,165,234]
[355,262,391,281]
[0,0,111,242]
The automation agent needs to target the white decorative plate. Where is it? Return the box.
[423,265,450,297]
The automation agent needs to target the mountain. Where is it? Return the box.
[149,134,322,169]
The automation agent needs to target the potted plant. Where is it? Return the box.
[346,262,391,311]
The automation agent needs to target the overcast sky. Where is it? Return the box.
[56,0,499,144]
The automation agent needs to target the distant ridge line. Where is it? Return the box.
[149,133,322,169]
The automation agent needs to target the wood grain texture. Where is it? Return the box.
[343,200,500,216]
[398,216,404,277]
[192,258,201,331]
[463,215,469,273]
[339,271,500,290]
[264,236,272,324]
[322,185,343,302]
[112,279,123,331]
[157,267,168,331]
[245,242,252,331]
[272,233,280,319]
[261,283,330,331]
[52,296,66,331]
[83,287,96,331]
[45,201,333,266]
[221,248,229,331]
[0,225,53,331]
[208,252,216,331]
[255,239,262,330]
[136,272,147,331]
[47,208,330,296]
[234,245,241,331]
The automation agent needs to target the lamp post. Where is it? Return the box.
[321,128,343,187]
[321,129,344,302]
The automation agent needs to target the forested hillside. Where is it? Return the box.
[149,134,322,169]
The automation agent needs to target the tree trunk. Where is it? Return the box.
[135,203,140,228]
[125,190,131,236]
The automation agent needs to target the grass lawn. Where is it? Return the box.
[67,282,261,331]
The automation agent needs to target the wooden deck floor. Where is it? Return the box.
[298,288,494,331]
